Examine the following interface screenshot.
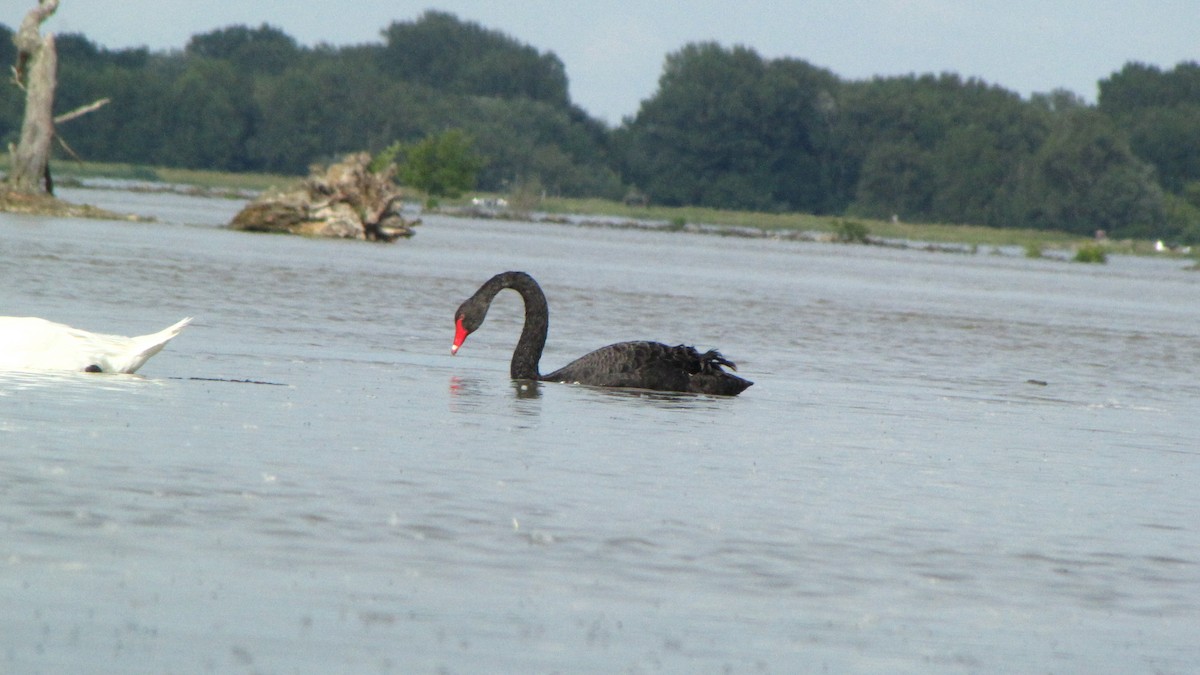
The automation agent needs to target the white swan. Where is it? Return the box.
[0,317,192,374]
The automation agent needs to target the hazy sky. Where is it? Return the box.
[20,0,1200,124]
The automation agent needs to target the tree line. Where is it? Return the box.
[2,10,1198,241]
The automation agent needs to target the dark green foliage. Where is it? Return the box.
[50,36,176,164]
[393,129,483,198]
[162,59,259,170]
[1013,107,1165,238]
[615,43,841,213]
[380,11,568,106]
[1100,62,1200,192]
[851,138,934,219]
[1165,184,1200,243]
[0,24,15,66]
[185,24,300,75]
[1097,63,1200,241]
[619,50,1180,239]
[245,54,413,173]
[455,98,623,199]
[837,74,1050,226]
[0,13,609,197]
[0,24,20,147]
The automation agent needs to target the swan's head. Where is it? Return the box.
[451,299,487,355]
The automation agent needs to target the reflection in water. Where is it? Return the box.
[578,384,735,411]
[449,374,542,398]
[0,369,155,397]
[447,374,486,398]
[447,375,542,424]
[509,380,542,424]
[512,379,541,399]
[446,374,487,414]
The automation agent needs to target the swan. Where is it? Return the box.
[0,316,192,374]
[451,272,752,396]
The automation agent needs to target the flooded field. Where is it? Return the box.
[2,189,1198,672]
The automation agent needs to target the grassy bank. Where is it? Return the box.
[533,196,1096,252]
[0,158,296,194]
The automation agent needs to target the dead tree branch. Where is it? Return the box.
[54,97,110,125]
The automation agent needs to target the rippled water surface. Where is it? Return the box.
[3,189,1199,673]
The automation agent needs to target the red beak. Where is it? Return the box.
[451,317,468,355]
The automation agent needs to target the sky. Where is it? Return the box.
[12,0,1199,124]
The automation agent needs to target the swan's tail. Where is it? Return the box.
[697,348,738,372]
[690,348,753,396]
[123,317,192,373]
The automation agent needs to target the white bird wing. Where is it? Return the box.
[0,317,192,374]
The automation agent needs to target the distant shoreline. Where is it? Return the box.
[6,159,1192,262]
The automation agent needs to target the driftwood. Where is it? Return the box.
[230,153,417,242]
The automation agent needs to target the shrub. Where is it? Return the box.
[834,219,870,243]
[1073,243,1108,263]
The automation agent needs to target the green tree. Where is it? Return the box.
[851,139,933,219]
[1123,106,1200,194]
[51,33,172,164]
[454,97,622,198]
[55,59,169,163]
[380,11,568,105]
[395,129,483,198]
[161,58,257,170]
[839,74,1046,226]
[248,54,415,173]
[1100,62,1200,194]
[0,24,25,147]
[616,42,839,212]
[185,24,299,75]
[1099,62,1200,112]
[1015,108,1165,237]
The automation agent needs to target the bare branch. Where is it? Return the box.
[54,98,111,125]
[55,133,82,162]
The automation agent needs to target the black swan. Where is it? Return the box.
[450,271,752,396]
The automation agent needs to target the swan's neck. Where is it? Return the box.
[490,272,548,380]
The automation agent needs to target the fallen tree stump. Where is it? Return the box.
[229,153,418,242]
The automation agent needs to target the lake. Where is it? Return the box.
[2,188,1198,673]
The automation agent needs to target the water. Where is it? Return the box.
[2,189,1198,673]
